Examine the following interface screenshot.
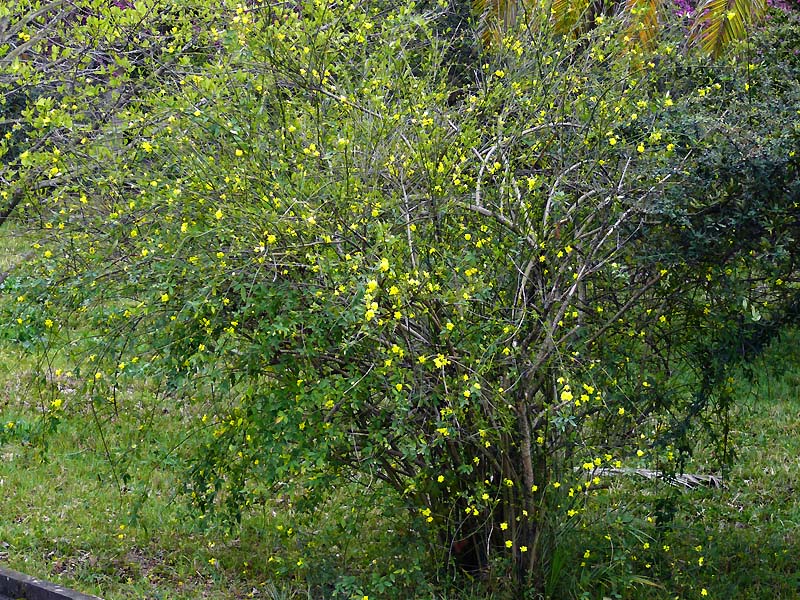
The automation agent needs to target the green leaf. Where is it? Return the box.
[690,0,767,57]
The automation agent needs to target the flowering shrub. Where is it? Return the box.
[3,0,799,596]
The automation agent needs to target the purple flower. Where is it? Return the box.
[766,0,792,11]
[673,0,694,17]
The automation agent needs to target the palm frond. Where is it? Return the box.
[550,0,591,35]
[594,467,725,489]
[628,574,666,588]
[623,0,667,49]
[474,0,525,45]
[690,0,767,57]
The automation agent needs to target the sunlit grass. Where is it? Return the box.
[0,218,35,273]
[2,214,800,598]
[5,328,800,599]
[561,328,800,599]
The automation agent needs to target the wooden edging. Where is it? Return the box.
[0,565,102,600]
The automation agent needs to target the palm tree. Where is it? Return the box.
[472,0,768,56]
[689,0,767,56]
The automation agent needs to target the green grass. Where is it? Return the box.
[3,334,798,600]
[3,218,800,598]
[557,328,800,599]
[0,355,225,599]
[0,336,418,599]
[0,219,35,274]
[699,334,800,599]
[0,225,301,598]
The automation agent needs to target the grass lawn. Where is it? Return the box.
[2,221,800,598]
